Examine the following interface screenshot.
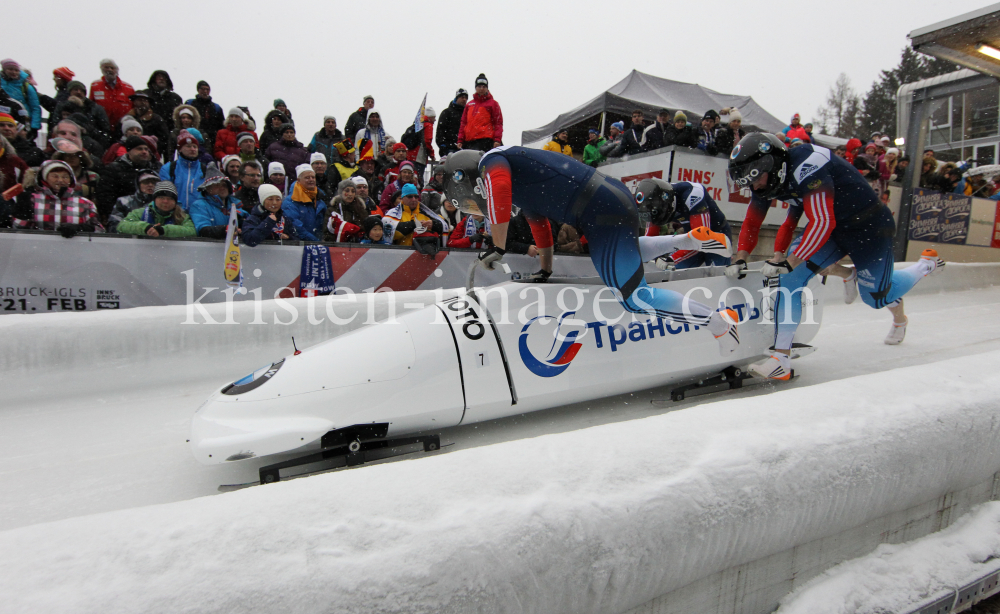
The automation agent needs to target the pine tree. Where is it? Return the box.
[814,73,862,138]
[858,47,958,139]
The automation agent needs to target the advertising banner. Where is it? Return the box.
[908,189,973,244]
[600,147,799,227]
[0,233,599,315]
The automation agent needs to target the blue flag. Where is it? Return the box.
[299,245,335,297]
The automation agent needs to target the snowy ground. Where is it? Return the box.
[2,283,1000,532]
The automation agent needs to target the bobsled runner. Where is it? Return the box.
[190,266,824,483]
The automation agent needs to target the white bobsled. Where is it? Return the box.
[190,267,824,481]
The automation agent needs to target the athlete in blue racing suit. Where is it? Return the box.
[441,146,741,355]
[728,134,944,379]
[641,180,732,269]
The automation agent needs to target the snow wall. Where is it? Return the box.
[1,348,999,614]
[1,264,999,614]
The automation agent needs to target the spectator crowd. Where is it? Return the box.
[2,57,991,260]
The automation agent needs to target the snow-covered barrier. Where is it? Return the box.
[1,350,999,614]
[775,502,1000,614]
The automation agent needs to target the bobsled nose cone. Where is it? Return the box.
[190,304,468,465]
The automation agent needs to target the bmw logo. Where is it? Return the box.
[758,142,772,153]
[453,170,464,182]
[730,144,742,159]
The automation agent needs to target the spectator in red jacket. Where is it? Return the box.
[448,212,491,249]
[214,108,258,160]
[383,143,409,187]
[781,113,810,143]
[89,59,134,134]
[457,74,502,152]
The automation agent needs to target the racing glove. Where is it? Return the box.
[760,260,794,277]
[725,259,747,280]
[477,245,505,271]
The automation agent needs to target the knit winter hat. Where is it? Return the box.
[673,111,687,123]
[53,67,74,81]
[728,109,743,123]
[398,161,415,173]
[401,183,418,197]
[350,175,368,187]
[227,107,243,119]
[295,163,314,178]
[362,215,383,234]
[258,183,282,202]
[273,99,286,108]
[611,121,624,131]
[268,162,285,176]
[197,163,232,193]
[279,123,295,135]
[475,73,488,87]
[1,59,19,70]
[337,179,356,196]
[121,117,143,134]
[455,88,468,99]
[178,107,194,118]
[0,113,15,125]
[323,115,336,123]
[137,170,160,184]
[124,135,147,151]
[588,128,599,135]
[66,80,86,94]
[886,147,900,157]
[39,159,73,185]
[221,154,241,169]
[392,142,408,152]
[186,128,205,144]
[424,106,436,118]
[236,132,256,146]
[175,130,198,148]
[152,181,178,200]
[310,152,326,164]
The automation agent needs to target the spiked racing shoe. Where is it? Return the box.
[688,226,733,258]
[885,316,907,345]
[749,353,793,380]
[714,308,740,356]
[919,248,945,275]
[843,268,858,304]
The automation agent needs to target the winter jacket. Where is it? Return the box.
[97,155,155,215]
[89,77,135,130]
[344,107,368,142]
[582,138,606,167]
[158,156,207,211]
[354,109,389,158]
[259,110,289,154]
[696,127,718,156]
[436,100,465,155]
[0,87,28,126]
[56,97,113,147]
[448,214,490,249]
[1,70,41,129]
[458,92,502,145]
[116,202,195,237]
[108,186,155,232]
[214,121,258,161]
[325,195,368,242]
[235,185,261,212]
[0,140,29,193]
[308,128,345,163]
[165,104,201,160]
[281,182,328,241]
[600,134,623,158]
[420,179,446,211]
[12,176,104,232]
[381,201,446,246]
[242,204,298,246]
[10,136,44,167]
[379,178,417,208]
[664,124,697,148]
[782,125,810,143]
[145,72,183,130]
[543,140,572,156]
[407,119,436,164]
[505,210,537,255]
[189,193,245,237]
[266,138,310,178]
[620,124,644,156]
[185,96,225,145]
[714,126,746,156]
[127,109,170,159]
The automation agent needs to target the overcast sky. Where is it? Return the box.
[5,0,991,142]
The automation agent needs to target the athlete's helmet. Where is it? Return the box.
[442,149,487,215]
[633,178,675,226]
[727,133,789,200]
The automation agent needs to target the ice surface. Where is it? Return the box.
[776,502,1000,614]
[1,346,999,613]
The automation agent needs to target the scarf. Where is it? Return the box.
[292,181,317,203]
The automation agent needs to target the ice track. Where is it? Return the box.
[0,265,995,531]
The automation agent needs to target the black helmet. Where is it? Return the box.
[442,149,486,215]
[633,178,676,226]
[727,133,789,200]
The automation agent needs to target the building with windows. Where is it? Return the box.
[898,69,999,165]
